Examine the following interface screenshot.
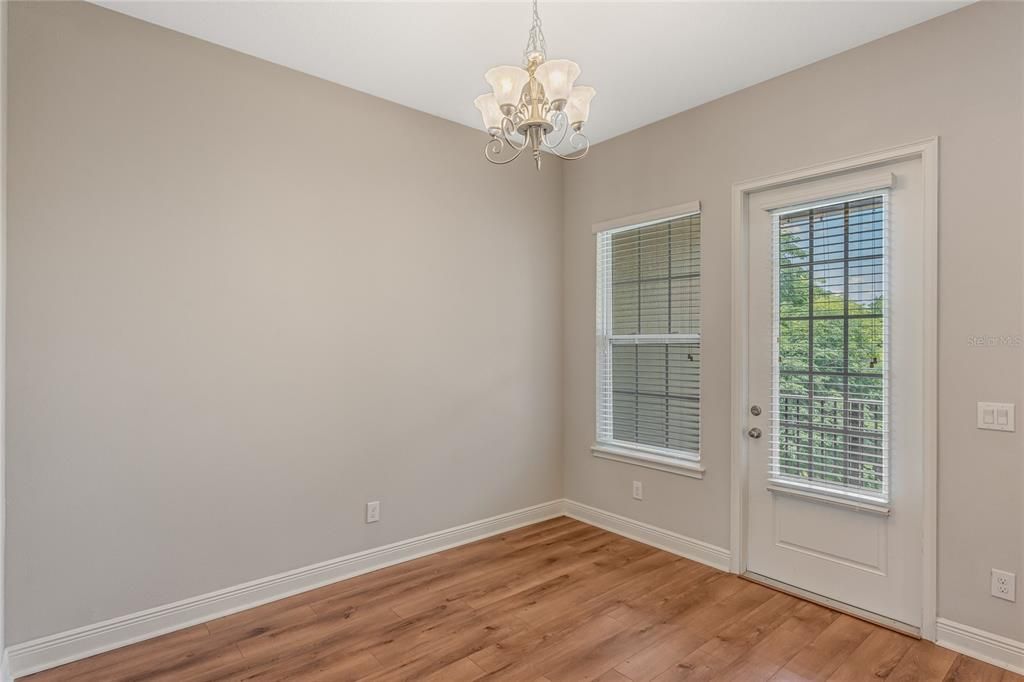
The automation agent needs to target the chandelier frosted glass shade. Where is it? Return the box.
[485,66,531,110]
[534,59,580,108]
[474,94,504,132]
[566,86,597,127]
[474,0,595,170]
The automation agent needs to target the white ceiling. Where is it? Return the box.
[95,1,968,144]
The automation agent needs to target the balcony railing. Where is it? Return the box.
[776,393,884,491]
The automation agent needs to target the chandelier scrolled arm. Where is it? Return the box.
[542,108,570,148]
[473,0,596,170]
[484,125,526,165]
[545,130,591,162]
[537,109,590,161]
[501,113,524,143]
[482,114,531,164]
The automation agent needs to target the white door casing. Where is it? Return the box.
[730,140,938,639]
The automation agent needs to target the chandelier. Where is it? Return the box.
[473,0,596,170]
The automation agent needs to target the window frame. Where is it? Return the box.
[592,201,705,479]
[768,190,891,503]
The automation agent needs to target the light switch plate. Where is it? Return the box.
[977,402,1015,432]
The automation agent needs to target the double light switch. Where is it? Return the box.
[977,402,1015,432]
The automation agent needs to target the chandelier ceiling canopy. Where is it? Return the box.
[473,0,596,170]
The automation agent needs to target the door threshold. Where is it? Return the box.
[742,571,921,639]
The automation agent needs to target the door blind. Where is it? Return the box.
[771,194,889,499]
[597,212,701,459]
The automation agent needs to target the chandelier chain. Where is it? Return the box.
[523,0,547,62]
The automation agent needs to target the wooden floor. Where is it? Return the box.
[24,518,1021,682]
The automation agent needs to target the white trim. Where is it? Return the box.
[729,138,939,639]
[765,482,890,516]
[592,200,700,234]
[936,618,1024,675]
[10,496,1019,678]
[760,171,894,212]
[919,138,939,642]
[564,499,730,571]
[5,500,566,679]
[609,333,700,345]
[729,158,751,576]
[591,443,705,478]
[0,650,11,682]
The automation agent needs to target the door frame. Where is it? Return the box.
[729,138,939,640]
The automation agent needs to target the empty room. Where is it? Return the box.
[1,0,1022,680]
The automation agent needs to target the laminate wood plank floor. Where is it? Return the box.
[22,518,1022,682]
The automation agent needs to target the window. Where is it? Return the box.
[772,194,888,500]
[595,209,701,474]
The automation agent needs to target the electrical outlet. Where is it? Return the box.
[366,501,380,524]
[632,481,643,500]
[991,569,1016,602]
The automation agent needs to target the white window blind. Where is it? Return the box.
[771,194,889,500]
[596,212,701,461]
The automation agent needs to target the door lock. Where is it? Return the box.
[747,427,763,439]
[750,405,762,416]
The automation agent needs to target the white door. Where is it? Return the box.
[744,158,926,631]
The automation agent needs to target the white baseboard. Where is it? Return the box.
[565,504,1024,677]
[1,649,12,682]
[16,499,1018,679]
[564,499,731,571]
[6,499,565,679]
[937,618,1024,675]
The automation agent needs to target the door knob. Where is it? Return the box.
[747,427,762,439]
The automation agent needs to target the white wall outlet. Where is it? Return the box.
[977,402,1015,432]
[366,501,380,523]
[632,481,643,500]
[991,569,1016,602]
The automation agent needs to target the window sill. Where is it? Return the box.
[591,443,705,479]
[766,479,890,515]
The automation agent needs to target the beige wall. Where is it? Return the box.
[7,0,1023,653]
[562,1,1023,641]
[6,1,563,644]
